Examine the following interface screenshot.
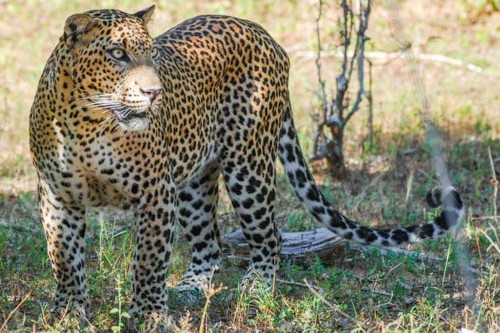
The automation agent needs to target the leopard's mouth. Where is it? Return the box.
[114,109,150,131]
[85,95,151,131]
[114,109,147,122]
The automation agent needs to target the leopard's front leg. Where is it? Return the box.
[38,182,89,322]
[129,182,177,331]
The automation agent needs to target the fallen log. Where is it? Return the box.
[222,227,444,267]
[222,227,345,266]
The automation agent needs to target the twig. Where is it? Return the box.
[364,288,392,297]
[366,59,374,148]
[292,50,483,73]
[334,0,352,122]
[344,0,371,124]
[0,220,40,233]
[199,269,225,333]
[416,168,435,181]
[479,224,500,254]
[405,170,414,205]
[277,278,322,292]
[386,262,403,276]
[315,0,328,116]
[352,171,384,212]
[471,216,500,221]
[348,242,442,262]
[303,278,357,323]
[312,0,328,159]
[0,284,37,331]
[441,240,453,288]
[487,147,498,219]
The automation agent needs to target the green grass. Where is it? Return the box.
[0,0,499,332]
[1,144,498,331]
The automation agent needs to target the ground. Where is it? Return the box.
[0,1,498,332]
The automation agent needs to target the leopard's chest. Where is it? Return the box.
[59,130,168,208]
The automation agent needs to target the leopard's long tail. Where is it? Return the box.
[278,106,464,246]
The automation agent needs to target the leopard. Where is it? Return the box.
[29,5,464,330]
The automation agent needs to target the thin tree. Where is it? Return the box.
[311,0,372,178]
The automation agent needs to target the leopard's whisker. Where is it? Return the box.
[83,100,121,108]
[81,93,115,100]
[100,114,115,128]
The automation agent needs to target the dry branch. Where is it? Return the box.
[0,219,39,233]
[487,147,498,220]
[293,50,483,73]
[311,0,372,178]
[303,278,357,323]
[0,284,37,331]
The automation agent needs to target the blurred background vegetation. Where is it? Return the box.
[0,0,498,190]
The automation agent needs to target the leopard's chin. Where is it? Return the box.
[117,115,150,131]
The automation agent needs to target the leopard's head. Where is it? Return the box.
[62,6,161,131]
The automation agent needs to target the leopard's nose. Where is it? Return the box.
[140,87,161,103]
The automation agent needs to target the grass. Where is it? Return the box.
[0,0,499,332]
[1,148,498,331]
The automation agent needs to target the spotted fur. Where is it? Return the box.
[29,6,464,330]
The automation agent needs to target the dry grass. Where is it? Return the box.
[0,0,499,332]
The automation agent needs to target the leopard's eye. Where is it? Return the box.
[151,47,159,60]
[108,48,129,62]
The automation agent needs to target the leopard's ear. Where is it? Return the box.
[62,14,96,48]
[134,5,155,25]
